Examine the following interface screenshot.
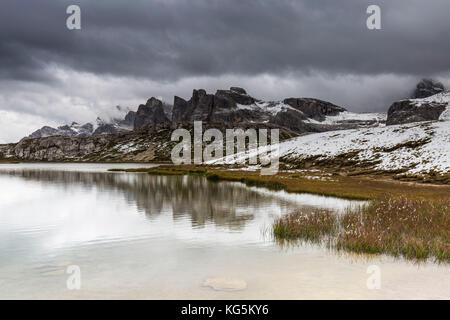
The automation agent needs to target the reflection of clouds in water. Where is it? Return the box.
[0,170,303,256]
[0,169,361,231]
[0,168,365,256]
[0,171,259,229]
[245,187,367,213]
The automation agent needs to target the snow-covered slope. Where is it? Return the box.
[413,91,450,121]
[410,91,450,108]
[411,91,450,121]
[210,119,450,175]
[280,120,449,174]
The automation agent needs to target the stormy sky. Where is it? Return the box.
[0,0,449,143]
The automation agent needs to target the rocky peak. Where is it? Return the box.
[123,111,136,126]
[215,87,256,106]
[146,97,162,107]
[413,78,445,99]
[134,97,169,129]
[283,98,346,121]
[169,87,381,133]
[21,121,94,141]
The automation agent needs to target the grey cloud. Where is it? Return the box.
[0,0,449,143]
[1,0,449,82]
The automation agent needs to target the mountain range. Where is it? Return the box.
[21,86,386,141]
[1,79,449,183]
[21,78,446,142]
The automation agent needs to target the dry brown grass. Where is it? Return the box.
[273,210,338,242]
[274,196,450,263]
[336,196,449,262]
[121,165,450,201]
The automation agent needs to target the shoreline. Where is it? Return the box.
[108,165,450,201]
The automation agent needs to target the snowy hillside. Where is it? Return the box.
[211,119,449,175]
[279,120,449,175]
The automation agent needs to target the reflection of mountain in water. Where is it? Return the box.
[0,170,296,230]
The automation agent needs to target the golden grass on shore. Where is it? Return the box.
[273,196,450,263]
[109,165,450,201]
[0,158,20,164]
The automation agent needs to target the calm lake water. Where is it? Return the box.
[0,163,448,299]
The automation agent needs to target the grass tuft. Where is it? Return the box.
[273,196,450,263]
[273,209,338,242]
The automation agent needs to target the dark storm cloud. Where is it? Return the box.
[1,0,449,82]
[1,0,450,143]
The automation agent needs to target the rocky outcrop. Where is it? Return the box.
[172,89,214,122]
[134,97,169,129]
[170,87,384,134]
[387,101,446,125]
[122,111,137,127]
[215,87,256,105]
[172,88,262,123]
[283,98,346,121]
[387,92,449,125]
[0,122,298,162]
[412,79,445,99]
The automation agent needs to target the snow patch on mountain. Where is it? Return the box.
[409,91,450,121]
[236,101,300,116]
[305,111,386,125]
[410,91,450,107]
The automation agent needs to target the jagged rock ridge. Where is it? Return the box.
[20,87,385,142]
[172,87,384,133]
